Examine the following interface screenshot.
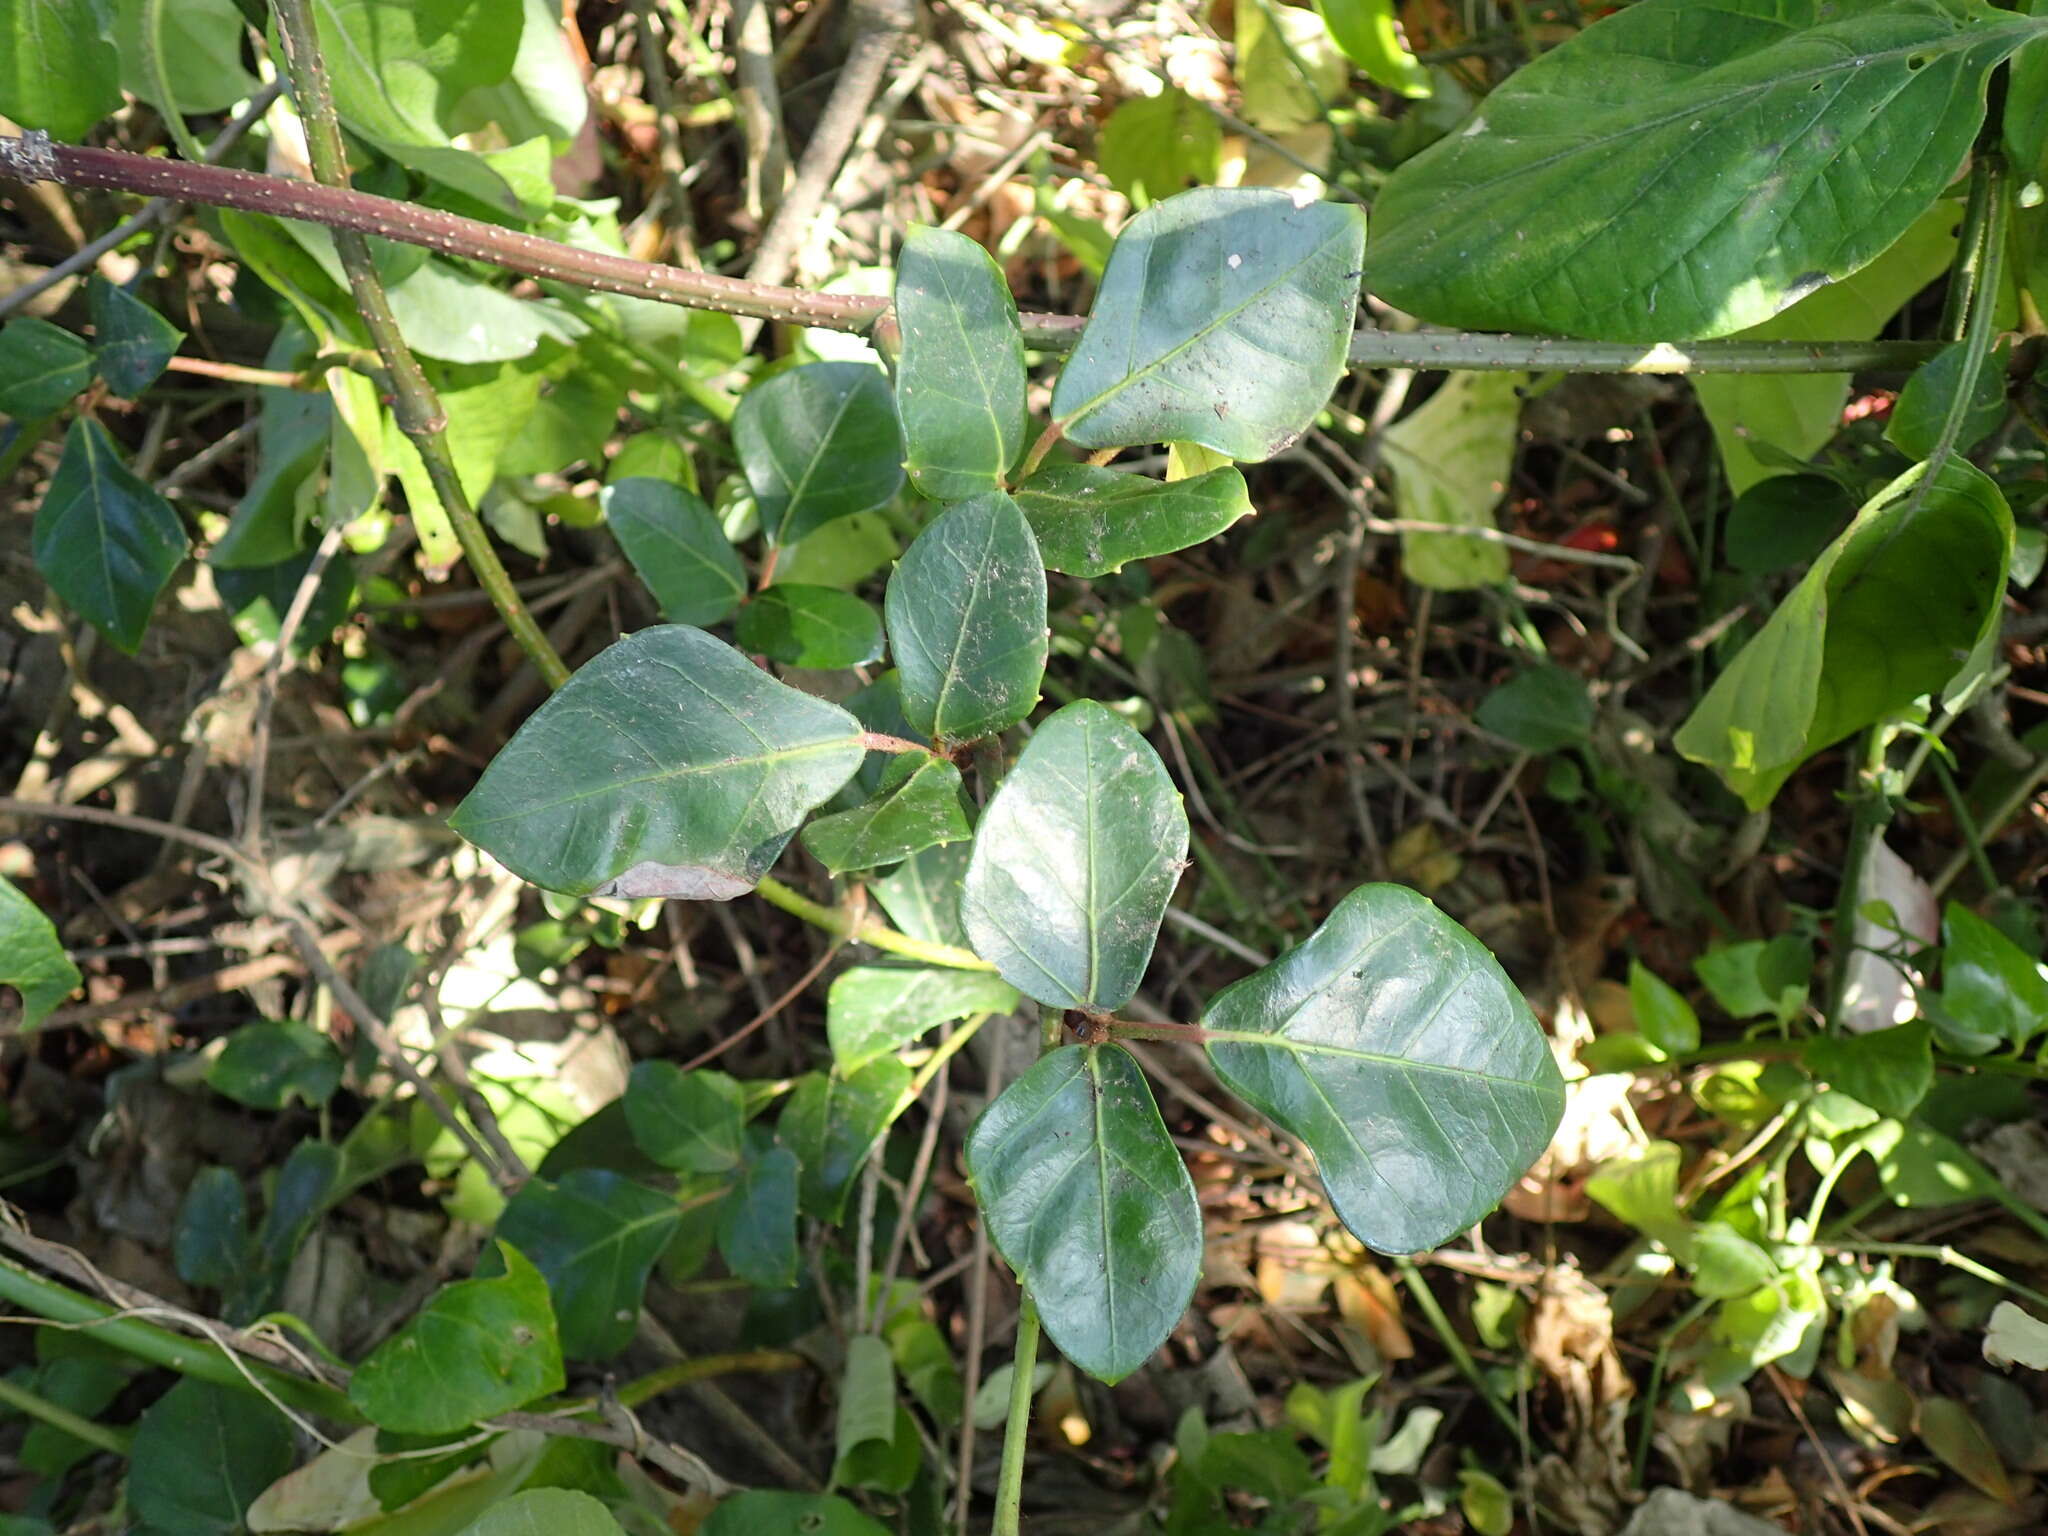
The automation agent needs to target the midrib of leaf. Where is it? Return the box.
[1088,1048,1117,1364]
[924,254,1007,468]
[645,522,743,596]
[928,508,1000,736]
[1204,1028,1543,1085]
[766,380,864,543]
[1084,719,1102,1003]
[78,424,120,625]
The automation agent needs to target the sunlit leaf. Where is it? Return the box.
[825,966,1018,1074]
[1014,465,1252,578]
[1380,372,1522,591]
[894,226,1027,500]
[604,478,746,627]
[0,876,79,1030]
[736,362,905,546]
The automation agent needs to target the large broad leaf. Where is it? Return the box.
[1364,0,2042,340]
[962,701,1188,1011]
[965,1044,1202,1382]
[0,876,78,1030]
[1014,465,1253,578]
[1204,883,1566,1254]
[459,1489,626,1536]
[603,478,746,627]
[826,966,1019,1074]
[800,756,971,874]
[782,1059,913,1219]
[1050,188,1366,460]
[0,0,122,139]
[128,1379,294,1536]
[32,420,188,654]
[1378,373,1523,591]
[894,227,1027,500]
[385,357,544,570]
[884,492,1048,743]
[348,1243,564,1434]
[735,362,906,546]
[495,1170,680,1361]
[449,626,865,897]
[1675,459,2012,809]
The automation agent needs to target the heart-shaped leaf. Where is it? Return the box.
[894,226,1027,500]
[885,491,1048,744]
[735,361,905,546]
[1049,188,1365,461]
[826,966,1020,1074]
[1014,464,1253,577]
[1804,1021,1932,1119]
[965,1043,1202,1382]
[963,702,1187,1010]
[782,1059,912,1219]
[33,419,188,654]
[623,1062,745,1173]
[449,625,866,897]
[800,755,970,874]
[206,1020,343,1110]
[495,1170,680,1361]
[1204,883,1566,1254]
[0,876,79,1030]
[604,478,745,627]
[1364,0,2044,340]
[738,583,885,669]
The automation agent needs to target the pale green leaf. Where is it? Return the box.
[1380,372,1521,591]
[1098,89,1224,206]
[826,966,1018,1074]
[1014,464,1252,578]
[0,876,79,1030]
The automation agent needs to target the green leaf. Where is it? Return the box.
[782,1059,912,1219]
[738,584,885,669]
[495,1170,680,1361]
[0,0,122,139]
[1695,935,1813,1022]
[127,1379,294,1536]
[385,357,544,570]
[834,1332,898,1468]
[603,478,746,627]
[0,876,78,1030]
[1050,187,1366,461]
[32,419,188,654]
[0,318,92,417]
[893,226,1027,500]
[240,1142,340,1321]
[872,842,974,949]
[1723,475,1857,575]
[206,1020,343,1110]
[1938,901,2048,1049]
[702,1492,891,1536]
[1919,1396,2014,1503]
[1629,960,1701,1058]
[1473,665,1592,754]
[623,1062,745,1173]
[88,276,183,398]
[718,1143,800,1289]
[1316,0,1431,98]
[115,0,255,115]
[1381,372,1521,591]
[962,701,1188,1010]
[735,362,905,546]
[458,1488,626,1536]
[1237,0,1347,133]
[1364,0,2042,340]
[1676,459,2012,808]
[826,966,1019,1074]
[1889,339,2010,460]
[885,491,1048,743]
[1804,1021,1932,1119]
[966,1044,1201,1382]
[1690,1223,1779,1300]
[449,626,866,898]
[1013,465,1253,578]
[173,1167,247,1292]
[1098,89,1224,207]
[1203,883,1566,1254]
[800,756,971,874]
[1587,1142,1693,1254]
[349,1242,564,1434]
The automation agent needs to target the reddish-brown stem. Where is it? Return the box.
[1016,419,1064,482]
[856,731,941,758]
[1105,1018,1209,1044]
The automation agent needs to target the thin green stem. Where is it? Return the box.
[1631,1295,1712,1487]
[1394,1257,1529,1456]
[1819,1242,2048,1311]
[753,876,996,971]
[992,1297,1041,1536]
[0,1372,132,1455]
[1928,750,2000,895]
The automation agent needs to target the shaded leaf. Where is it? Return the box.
[1629,960,1701,1058]
[1014,464,1252,577]
[0,876,78,1030]
[88,276,183,398]
[1381,372,1521,591]
[718,1143,800,1289]
[206,1020,342,1110]
[962,701,1188,1010]
[1919,1396,2014,1503]
[702,1492,890,1536]
[495,1171,680,1361]
[603,478,745,627]
[172,1168,247,1292]
[871,842,973,949]
[1696,935,1814,1023]
[128,1379,293,1536]
[893,226,1027,500]
[826,966,1019,1074]
[114,0,255,115]
[1938,900,2048,1050]
[449,626,865,897]
[0,318,92,417]
[801,755,970,874]
[1804,1021,1932,1119]
[965,1044,1202,1382]
[1889,339,2010,461]
[458,1488,626,1536]
[1204,884,1566,1253]
[738,583,885,669]
[1473,665,1592,753]
[1098,89,1224,207]
[782,1059,912,1219]
[735,362,905,546]
[1723,475,1857,576]
[623,1062,745,1174]
[1050,188,1365,461]
[0,0,121,139]
[32,419,187,654]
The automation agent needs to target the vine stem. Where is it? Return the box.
[0,133,1952,376]
[0,1372,131,1455]
[991,1296,1042,1536]
[752,876,995,971]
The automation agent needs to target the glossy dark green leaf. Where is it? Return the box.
[1676,459,2012,808]
[1939,901,2048,1049]
[801,756,970,874]
[782,1059,912,1219]
[702,1493,890,1536]
[963,701,1187,1010]
[872,841,974,949]
[894,226,1027,500]
[965,1044,1202,1382]
[495,1170,680,1361]
[1473,665,1593,754]
[0,876,79,1030]
[32,419,188,654]
[1364,0,2042,340]
[0,0,122,139]
[128,1379,293,1536]
[623,1062,745,1173]
[738,583,885,669]
[603,478,745,627]
[348,1242,565,1434]
[1098,88,1224,207]
[0,318,92,417]
[458,1488,627,1536]
[449,626,865,898]
[88,276,183,398]
[885,492,1048,744]
[1204,883,1566,1254]
[1804,1021,1932,1119]
[206,1020,343,1110]
[173,1168,247,1292]
[718,1143,800,1289]
[826,966,1019,1074]
[1889,339,2009,461]
[1014,464,1253,577]
[735,362,905,546]
[1050,188,1365,461]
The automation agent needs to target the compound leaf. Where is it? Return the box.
[962,701,1187,1011]
[800,755,970,874]
[826,966,1019,1074]
[495,1170,680,1361]
[894,227,1027,500]
[1014,464,1252,577]
[603,478,745,627]
[965,1043,1202,1383]
[449,626,866,898]
[1204,883,1566,1254]
[735,362,905,546]
[32,419,188,654]
[1050,188,1365,461]
[0,876,79,1030]
[737,583,885,669]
